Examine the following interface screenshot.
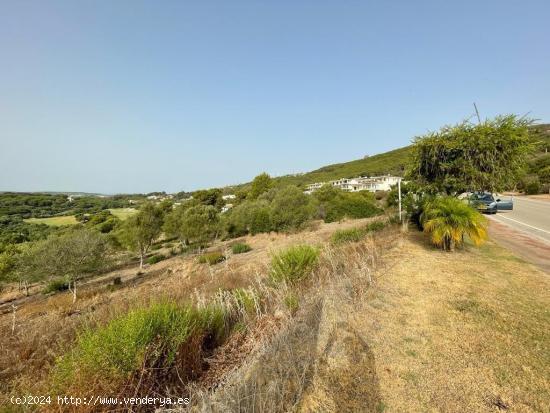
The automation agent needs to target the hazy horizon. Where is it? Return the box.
[2,0,549,193]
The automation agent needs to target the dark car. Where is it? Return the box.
[469,193,513,214]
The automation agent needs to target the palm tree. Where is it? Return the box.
[421,196,488,251]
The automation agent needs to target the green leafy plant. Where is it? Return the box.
[284,292,299,315]
[525,179,541,195]
[198,251,225,265]
[366,221,385,232]
[52,302,226,394]
[270,244,319,284]
[331,228,366,245]
[147,254,165,265]
[231,242,252,254]
[421,197,488,251]
[43,278,70,294]
[407,115,534,194]
[232,288,258,315]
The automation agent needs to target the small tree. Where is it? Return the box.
[270,186,313,231]
[120,203,164,268]
[193,188,224,209]
[16,229,110,301]
[10,244,41,296]
[407,115,534,194]
[249,173,273,200]
[179,205,219,249]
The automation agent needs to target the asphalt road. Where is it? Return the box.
[489,197,550,244]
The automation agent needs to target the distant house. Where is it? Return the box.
[222,194,236,200]
[221,203,234,213]
[305,174,402,194]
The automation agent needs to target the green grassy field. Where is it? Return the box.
[108,208,138,220]
[24,215,78,226]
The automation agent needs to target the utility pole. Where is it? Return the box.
[473,102,481,124]
[398,177,402,223]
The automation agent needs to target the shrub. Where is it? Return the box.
[52,302,226,393]
[224,200,271,237]
[525,179,541,195]
[270,186,314,231]
[198,251,225,265]
[43,278,69,294]
[284,292,299,315]
[232,288,257,315]
[147,254,165,265]
[421,196,488,251]
[270,245,319,284]
[315,187,382,223]
[366,221,385,232]
[231,242,251,254]
[331,228,366,245]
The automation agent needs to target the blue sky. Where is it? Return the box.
[1,0,549,194]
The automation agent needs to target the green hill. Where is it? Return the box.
[273,146,412,188]
[229,123,549,192]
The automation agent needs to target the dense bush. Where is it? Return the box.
[270,244,319,284]
[313,185,381,223]
[421,197,488,251]
[231,242,251,254]
[331,228,366,244]
[163,204,218,247]
[539,166,550,183]
[525,178,541,195]
[198,251,225,265]
[147,254,165,265]
[366,220,386,232]
[225,186,314,236]
[52,302,226,393]
[270,186,315,231]
[43,278,70,294]
[224,200,271,237]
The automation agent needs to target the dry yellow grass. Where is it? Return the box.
[356,232,550,412]
[0,218,377,402]
[2,221,547,412]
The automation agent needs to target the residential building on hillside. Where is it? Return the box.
[305,175,402,194]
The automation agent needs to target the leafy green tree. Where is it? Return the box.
[270,186,313,231]
[421,197,488,251]
[223,200,271,237]
[163,202,199,247]
[407,115,534,194]
[119,203,164,268]
[179,205,220,248]
[158,199,174,213]
[539,165,550,183]
[249,173,273,200]
[16,229,110,300]
[193,188,223,209]
[0,244,21,285]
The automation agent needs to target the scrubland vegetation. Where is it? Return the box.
[0,115,548,411]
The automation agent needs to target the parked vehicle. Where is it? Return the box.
[468,192,513,213]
